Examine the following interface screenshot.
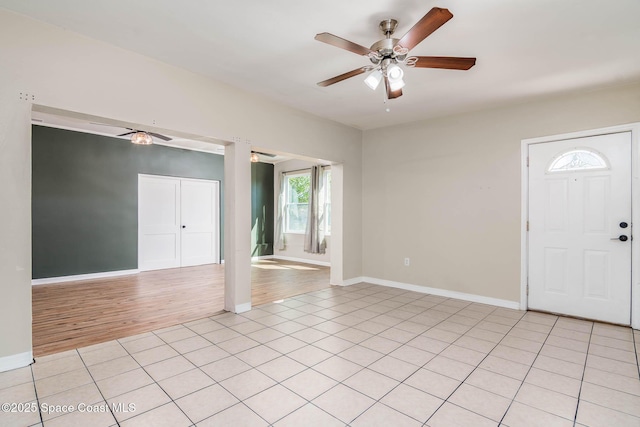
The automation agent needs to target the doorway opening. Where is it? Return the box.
[30,107,340,356]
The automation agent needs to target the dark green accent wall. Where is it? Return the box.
[251,162,274,257]
[32,125,225,279]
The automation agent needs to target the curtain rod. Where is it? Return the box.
[281,165,330,175]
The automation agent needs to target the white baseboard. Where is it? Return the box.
[234,303,252,314]
[273,255,330,267]
[0,351,33,373]
[361,277,522,310]
[32,269,139,286]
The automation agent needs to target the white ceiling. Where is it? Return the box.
[3,0,640,130]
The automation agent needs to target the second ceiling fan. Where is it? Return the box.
[315,7,476,99]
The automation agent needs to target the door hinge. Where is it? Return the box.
[526,156,529,167]
[526,284,529,296]
[526,221,529,231]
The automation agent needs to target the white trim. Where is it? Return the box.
[272,255,330,267]
[234,303,252,314]
[521,122,640,329]
[32,269,139,286]
[0,351,33,373]
[333,276,364,287]
[520,139,530,311]
[362,277,521,310]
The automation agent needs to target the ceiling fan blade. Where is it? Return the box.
[117,131,135,137]
[317,67,370,87]
[413,56,476,70]
[148,132,172,141]
[397,7,453,51]
[384,77,403,99]
[315,32,373,56]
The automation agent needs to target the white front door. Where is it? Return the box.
[139,175,220,271]
[528,132,632,324]
[181,179,219,267]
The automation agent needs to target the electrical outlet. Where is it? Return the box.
[404,258,410,266]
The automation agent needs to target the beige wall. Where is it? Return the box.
[362,82,640,303]
[0,11,362,366]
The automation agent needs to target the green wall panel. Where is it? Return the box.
[251,162,274,257]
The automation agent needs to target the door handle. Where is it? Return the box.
[182,225,186,229]
[611,235,628,241]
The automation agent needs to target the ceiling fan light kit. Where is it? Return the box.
[315,7,476,100]
[364,69,383,90]
[130,131,153,145]
[115,127,172,144]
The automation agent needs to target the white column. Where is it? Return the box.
[330,164,344,286]
[223,141,252,313]
[0,96,33,371]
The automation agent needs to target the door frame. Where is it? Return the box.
[521,122,640,329]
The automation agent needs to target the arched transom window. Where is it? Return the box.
[547,148,609,173]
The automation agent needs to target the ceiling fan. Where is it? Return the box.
[89,122,173,145]
[251,151,277,162]
[117,128,172,142]
[315,7,476,99]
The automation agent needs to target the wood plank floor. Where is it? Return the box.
[32,258,330,356]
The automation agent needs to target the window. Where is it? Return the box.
[284,169,331,234]
[285,173,310,233]
[547,149,608,173]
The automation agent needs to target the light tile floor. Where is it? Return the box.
[1,283,639,426]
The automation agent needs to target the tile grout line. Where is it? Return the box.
[495,315,561,426]
[76,347,122,427]
[300,293,510,425]
[216,287,484,424]
[308,289,550,424]
[146,328,221,426]
[370,301,503,425]
[128,327,262,426]
[421,309,531,426]
[29,363,44,427]
[570,322,594,427]
[634,328,640,379]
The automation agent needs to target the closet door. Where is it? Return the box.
[139,175,220,271]
[138,175,181,271]
[180,178,220,267]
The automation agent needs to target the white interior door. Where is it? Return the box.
[139,175,181,271]
[528,132,632,324]
[180,179,219,267]
[139,175,220,271]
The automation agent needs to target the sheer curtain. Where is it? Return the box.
[304,165,326,254]
[274,171,286,250]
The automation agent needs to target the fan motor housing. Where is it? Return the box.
[370,38,398,57]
